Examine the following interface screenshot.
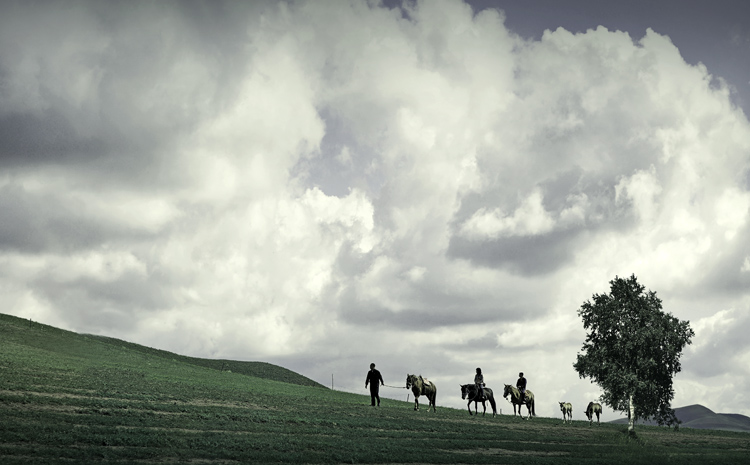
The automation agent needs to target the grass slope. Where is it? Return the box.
[2,313,749,464]
[0,313,323,389]
[84,333,325,389]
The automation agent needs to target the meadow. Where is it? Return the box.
[1,313,748,464]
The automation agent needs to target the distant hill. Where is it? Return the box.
[0,312,325,389]
[609,404,750,432]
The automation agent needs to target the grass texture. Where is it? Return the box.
[1,313,748,464]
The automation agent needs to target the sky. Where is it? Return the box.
[2,0,750,420]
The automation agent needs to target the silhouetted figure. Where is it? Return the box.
[474,367,485,399]
[516,372,527,402]
[365,363,384,406]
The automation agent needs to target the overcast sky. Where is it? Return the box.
[2,0,750,419]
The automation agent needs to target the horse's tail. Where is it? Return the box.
[531,397,536,416]
[489,394,497,415]
[432,384,437,412]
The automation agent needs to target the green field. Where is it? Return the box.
[1,313,748,464]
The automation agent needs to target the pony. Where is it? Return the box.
[585,402,602,425]
[503,384,535,419]
[460,384,497,417]
[405,374,437,412]
[559,402,572,424]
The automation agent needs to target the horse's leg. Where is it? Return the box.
[528,397,535,418]
[414,395,419,411]
[466,400,472,415]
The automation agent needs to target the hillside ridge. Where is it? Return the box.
[0,312,325,389]
[609,403,750,432]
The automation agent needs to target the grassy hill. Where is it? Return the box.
[0,313,323,389]
[610,404,750,433]
[2,312,749,464]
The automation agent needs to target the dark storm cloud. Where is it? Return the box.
[443,332,499,351]
[36,268,169,309]
[0,182,167,253]
[0,184,104,253]
[0,110,107,168]
[340,305,505,329]
[335,280,537,330]
[0,0,273,175]
[448,230,580,276]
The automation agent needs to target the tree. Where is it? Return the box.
[573,274,694,433]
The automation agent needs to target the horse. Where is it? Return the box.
[585,402,602,425]
[460,384,497,417]
[559,402,572,424]
[405,374,437,412]
[503,384,535,419]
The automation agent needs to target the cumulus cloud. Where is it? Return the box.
[459,189,556,239]
[2,0,750,417]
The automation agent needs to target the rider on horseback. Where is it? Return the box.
[516,372,527,403]
[474,367,485,400]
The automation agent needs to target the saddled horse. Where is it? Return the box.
[406,374,437,412]
[559,401,572,424]
[585,402,602,425]
[503,384,535,419]
[460,384,497,417]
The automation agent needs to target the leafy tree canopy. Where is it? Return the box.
[573,274,694,429]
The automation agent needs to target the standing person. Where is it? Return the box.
[474,367,485,399]
[365,363,384,407]
[516,372,527,403]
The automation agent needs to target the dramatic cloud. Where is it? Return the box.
[2,0,749,417]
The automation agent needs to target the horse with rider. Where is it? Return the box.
[503,372,536,419]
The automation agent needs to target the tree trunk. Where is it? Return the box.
[628,393,635,433]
